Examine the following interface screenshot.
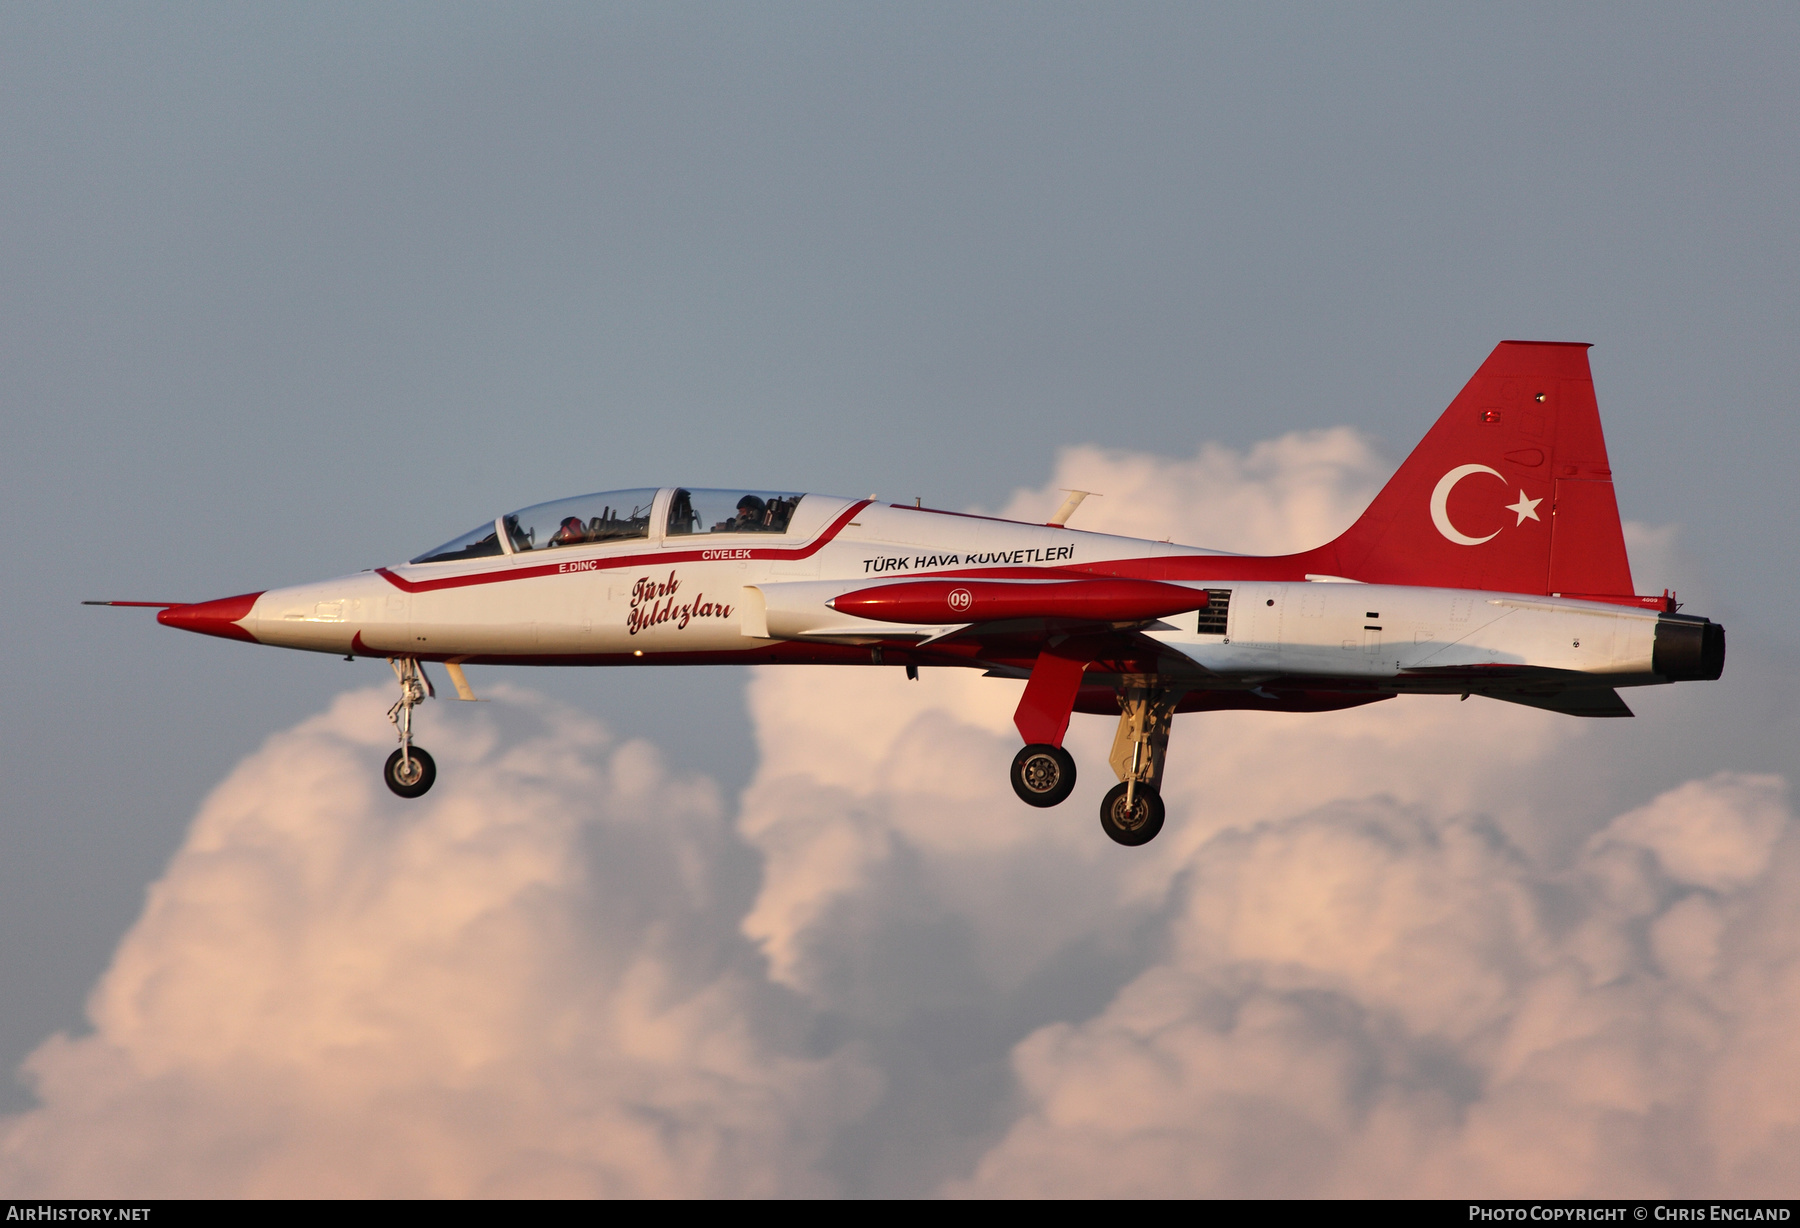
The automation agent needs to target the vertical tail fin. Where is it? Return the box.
[1318,341,1634,597]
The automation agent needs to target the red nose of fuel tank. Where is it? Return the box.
[157,591,264,642]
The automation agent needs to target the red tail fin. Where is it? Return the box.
[1319,341,1633,597]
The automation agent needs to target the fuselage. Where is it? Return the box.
[131,340,1731,833]
[182,488,1713,706]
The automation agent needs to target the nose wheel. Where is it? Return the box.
[384,657,437,799]
[384,746,437,798]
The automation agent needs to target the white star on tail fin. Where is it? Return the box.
[1506,491,1543,525]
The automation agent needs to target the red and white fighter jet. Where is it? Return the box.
[98,342,1724,845]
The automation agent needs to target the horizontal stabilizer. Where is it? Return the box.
[1485,687,1634,718]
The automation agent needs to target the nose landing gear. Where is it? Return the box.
[384,657,437,798]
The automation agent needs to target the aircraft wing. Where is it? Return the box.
[1400,663,1634,717]
[1483,687,1634,718]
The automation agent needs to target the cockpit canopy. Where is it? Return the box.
[504,489,660,553]
[409,488,806,565]
[666,488,802,536]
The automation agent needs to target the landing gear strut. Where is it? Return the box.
[1100,677,1180,846]
[384,657,436,798]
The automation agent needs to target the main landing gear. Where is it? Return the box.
[1097,677,1178,846]
[1011,744,1077,807]
[1008,674,1182,846]
[384,657,436,798]
[1099,781,1163,845]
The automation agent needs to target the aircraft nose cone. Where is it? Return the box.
[157,591,265,642]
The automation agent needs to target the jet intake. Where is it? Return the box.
[1652,613,1726,682]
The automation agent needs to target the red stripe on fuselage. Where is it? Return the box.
[375,499,1346,595]
[372,501,1662,601]
[376,500,877,593]
[371,637,1167,676]
[905,554,1328,583]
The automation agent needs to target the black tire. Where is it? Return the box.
[383,747,437,799]
[1099,781,1164,846]
[1011,744,1077,808]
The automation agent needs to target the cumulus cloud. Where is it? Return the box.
[988,428,1387,555]
[4,433,1794,1197]
[0,690,877,1197]
[738,435,1800,1195]
[952,772,1800,1197]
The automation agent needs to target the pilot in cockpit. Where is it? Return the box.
[550,516,588,546]
[715,495,768,532]
[734,495,767,530]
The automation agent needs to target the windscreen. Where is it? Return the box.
[411,520,504,565]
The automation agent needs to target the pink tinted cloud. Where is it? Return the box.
[5,433,1789,1197]
[0,689,877,1197]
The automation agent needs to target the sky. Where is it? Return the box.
[2,2,1797,1196]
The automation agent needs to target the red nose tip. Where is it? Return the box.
[157,591,264,642]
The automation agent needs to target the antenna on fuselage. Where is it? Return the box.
[1047,490,1099,528]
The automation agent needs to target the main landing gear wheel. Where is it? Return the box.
[383,746,437,798]
[1100,781,1164,846]
[1011,744,1077,808]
